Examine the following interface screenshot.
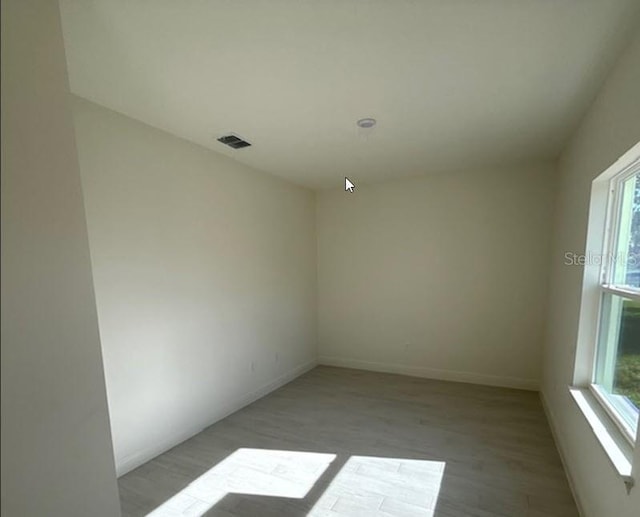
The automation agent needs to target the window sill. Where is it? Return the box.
[569,388,634,491]
[589,384,637,444]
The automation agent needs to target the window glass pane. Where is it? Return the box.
[611,172,640,288]
[594,293,640,435]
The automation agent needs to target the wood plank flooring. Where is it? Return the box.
[118,366,579,517]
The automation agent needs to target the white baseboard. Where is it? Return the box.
[116,358,318,476]
[318,355,539,391]
[539,391,585,517]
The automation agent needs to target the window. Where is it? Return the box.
[591,163,640,442]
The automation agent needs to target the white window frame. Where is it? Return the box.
[577,146,640,447]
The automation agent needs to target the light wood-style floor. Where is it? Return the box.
[118,366,579,517]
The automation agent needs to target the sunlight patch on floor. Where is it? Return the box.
[308,456,445,516]
[146,448,336,516]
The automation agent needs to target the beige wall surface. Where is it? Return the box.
[542,30,640,517]
[72,98,318,475]
[0,1,121,516]
[317,163,556,390]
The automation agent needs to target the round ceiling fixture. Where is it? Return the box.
[356,118,377,129]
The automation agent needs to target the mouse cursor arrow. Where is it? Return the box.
[345,177,355,193]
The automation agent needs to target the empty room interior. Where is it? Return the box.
[3,1,640,517]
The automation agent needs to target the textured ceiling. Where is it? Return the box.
[60,0,640,189]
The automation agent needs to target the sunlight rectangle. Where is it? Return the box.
[308,456,445,516]
[147,448,336,516]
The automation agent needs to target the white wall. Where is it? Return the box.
[317,163,556,390]
[71,98,318,475]
[0,1,121,516]
[542,30,640,517]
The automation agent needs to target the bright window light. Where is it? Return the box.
[591,165,640,441]
[146,450,445,516]
[146,448,336,516]
[308,456,445,516]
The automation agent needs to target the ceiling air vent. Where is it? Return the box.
[217,133,252,149]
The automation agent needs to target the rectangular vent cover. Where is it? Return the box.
[217,134,251,149]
